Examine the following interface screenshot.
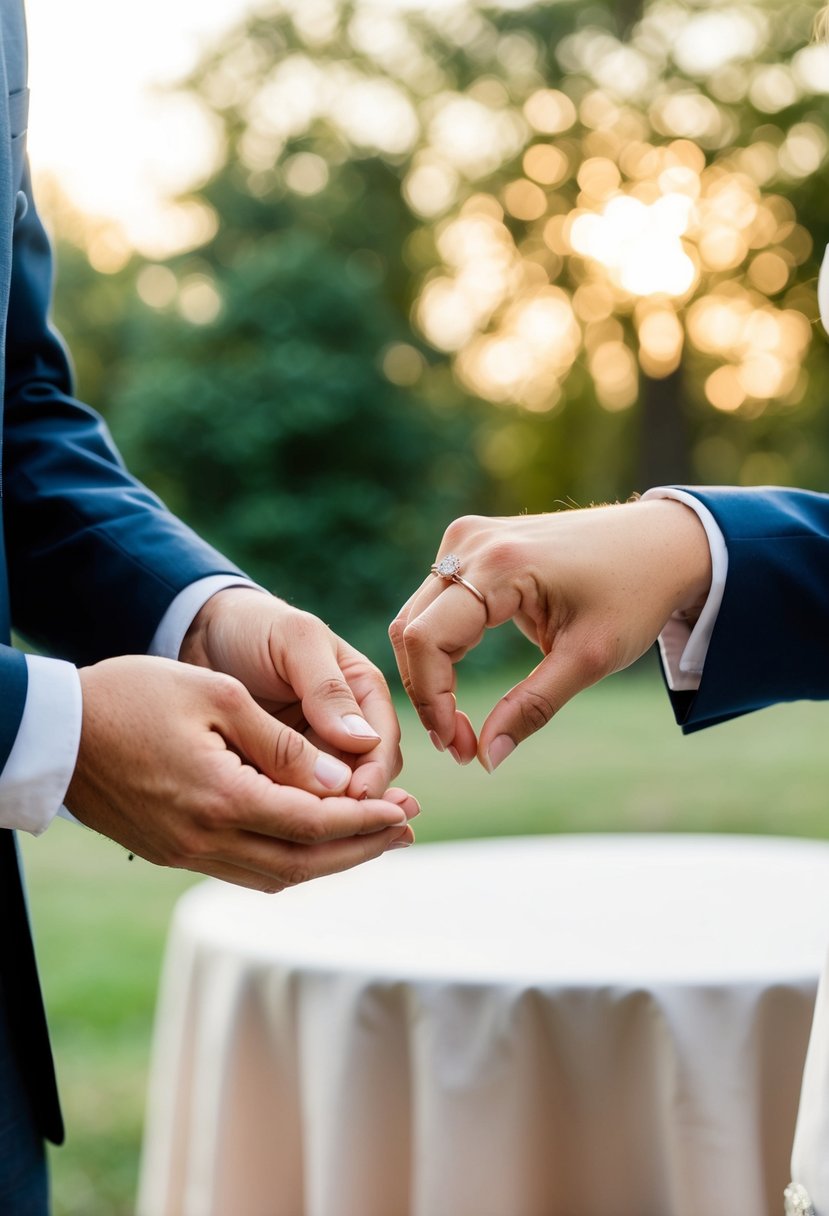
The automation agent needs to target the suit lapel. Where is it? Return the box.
[0,0,63,1147]
[0,2,14,365]
[0,3,14,640]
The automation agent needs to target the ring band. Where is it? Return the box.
[450,572,486,604]
[430,553,486,606]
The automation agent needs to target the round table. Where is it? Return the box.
[137,835,829,1216]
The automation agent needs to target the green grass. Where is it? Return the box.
[20,661,829,1215]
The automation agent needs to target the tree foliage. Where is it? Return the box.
[46,0,829,655]
[111,230,480,657]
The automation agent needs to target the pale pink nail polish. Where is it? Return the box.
[428,730,445,753]
[448,746,462,765]
[388,839,413,850]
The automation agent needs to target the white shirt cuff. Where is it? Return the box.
[640,488,728,693]
[0,576,259,838]
[148,574,262,659]
[0,654,82,835]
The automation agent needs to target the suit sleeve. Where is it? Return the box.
[1,163,246,668]
[0,646,28,775]
[661,486,829,733]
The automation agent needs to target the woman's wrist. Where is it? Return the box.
[636,498,713,619]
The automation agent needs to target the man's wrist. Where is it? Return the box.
[0,655,83,834]
[179,585,267,668]
[147,576,265,665]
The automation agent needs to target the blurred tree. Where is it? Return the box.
[122,0,829,503]
[111,229,480,659]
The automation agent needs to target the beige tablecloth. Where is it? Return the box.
[137,835,829,1216]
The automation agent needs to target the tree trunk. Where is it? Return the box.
[637,365,692,490]
[617,0,644,37]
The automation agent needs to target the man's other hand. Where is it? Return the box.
[66,656,415,893]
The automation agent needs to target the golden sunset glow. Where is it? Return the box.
[408,3,827,415]
[22,0,829,423]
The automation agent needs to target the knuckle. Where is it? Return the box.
[164,825,207,869]
[296,812,328,845]
[279,858,313,888]
[388,616,406,647]
[443,514,483,547]
[358,833,389,863]
[363,662,389,693]
[481,538,522,575]
[312,675,353,703]
[288,610,327,647]
[211,673,247,714]
[401,620,429,654]
[280,806,328,846]
[516,687,557,736]
[273,727,307,773]
[193,788,234,834]
[579,635,614,682]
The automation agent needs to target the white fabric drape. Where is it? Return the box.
[138,836,829,1216]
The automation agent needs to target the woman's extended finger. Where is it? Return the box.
[388,573,446,707]
[476,632,612,772]
[399,582,488,746]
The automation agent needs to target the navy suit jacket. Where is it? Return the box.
[0,0,243,1143]
[666,487,829,733]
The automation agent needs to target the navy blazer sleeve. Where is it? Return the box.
[663,486,829,733]
[0,166,246,770]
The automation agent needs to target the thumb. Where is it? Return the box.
[292,656,384,758]
[222,693,355,796]
[477,638,608,773]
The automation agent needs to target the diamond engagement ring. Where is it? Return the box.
[430,553,486,605]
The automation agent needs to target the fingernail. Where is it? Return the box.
[382,789,421,819]
[428,730,445,753]
[388,838,413,850]
[314,755,351,789]
[342,714,381,740]
[485,735,516,773]
[379,813,409,829]
[448,746,461,765]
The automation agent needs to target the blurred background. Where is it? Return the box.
[19,0,829,1210]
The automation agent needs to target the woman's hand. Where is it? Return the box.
[389,500,712,772]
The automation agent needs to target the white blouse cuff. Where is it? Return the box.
[639,488,729,692]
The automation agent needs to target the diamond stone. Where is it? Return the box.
[435,554,461,578]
